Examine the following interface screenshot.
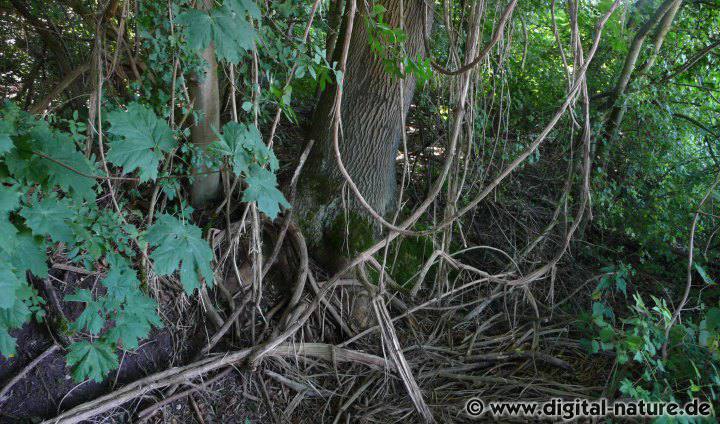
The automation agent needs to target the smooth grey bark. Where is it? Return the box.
[189,0,221,207]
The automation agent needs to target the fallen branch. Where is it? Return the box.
[42,343,390,424]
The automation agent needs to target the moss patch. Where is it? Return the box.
[389,236,433,288]
[324,212,375,257]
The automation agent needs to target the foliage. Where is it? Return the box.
[106,102,177,182]
[0,102,199,382]
[176,0,259,63]
[210,122,289,219]
[146,214,215,294]
[365,4,433,83]
[583,268,720,419]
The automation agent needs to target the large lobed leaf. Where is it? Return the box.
[243,165,290,220]
[211,122,277,174]
[19,196,75,243]
[65,341,119,383]
[146,214,214,294]
[211,122,288,219]
[30,124,97,201]
[106,102,177,182]
[176,1,257,63]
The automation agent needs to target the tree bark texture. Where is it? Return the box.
[298,0,431,247]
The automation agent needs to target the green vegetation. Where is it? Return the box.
[1,0,720,422]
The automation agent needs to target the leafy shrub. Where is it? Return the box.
[0,100,287,382]
[582,264,720,420]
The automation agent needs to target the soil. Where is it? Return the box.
[0,322,176,422]
[0,267,182,423]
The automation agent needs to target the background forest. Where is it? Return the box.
[0,0,719,422]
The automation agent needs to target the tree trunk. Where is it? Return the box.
[298,0,431,262]
[189,0,221,207]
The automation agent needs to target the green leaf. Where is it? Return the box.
[10,233,48,278]
[176,9,213,51]
[106,318,149,351]
[226,0,261,19]
[0,327,16,358]
[241,125,278,171]
[107,295,162,350]
[66,290,105,335]
[101,255,141,310]
[706,307,720,331]
[20,196,75,242]
[599,326,615,343]
[107,103,176,182]
[211,123,252,175]
[211,122,276,174]
[32,125,97,200]
[0,265,21,309]
[211,6,256,63]
[242,165,290,219]
[0,120,14,156]
[0,297,32,329]
[626,334,643,350]
[694,263,715,285]
[176,4,256,63]
[0,185,21,213]
[66,341,119,382]
[0,216,18,255]
[146,214,214,294]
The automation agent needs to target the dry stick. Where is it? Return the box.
[136,367,232,420]
[91,29,147,264]
[379,0,412,293]
[245,0,358,368]
[372,297,434,422]
[276,223,309,329]
[307,273,355,338]
[506,6,599,288]
[161,290,251,399]
[551,0,571,89]
[317,2,619,294]
[656,37,720,85]
[249,203,264,344]
[261,139,315,278]
[661,173,720,360]
[606,0,680,138]
[201,292,252,355]
[212,0,319,212]
[637,0,683,75]
[30,63,90,115]
[0,344,59,402]
[331,377,374,424]
[42,343,389,424]
[339,277,496,348]
[334,1,517,237]
[266,0,323,147]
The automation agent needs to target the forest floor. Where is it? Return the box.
[0,119,620,423]
[0,255,616,423]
